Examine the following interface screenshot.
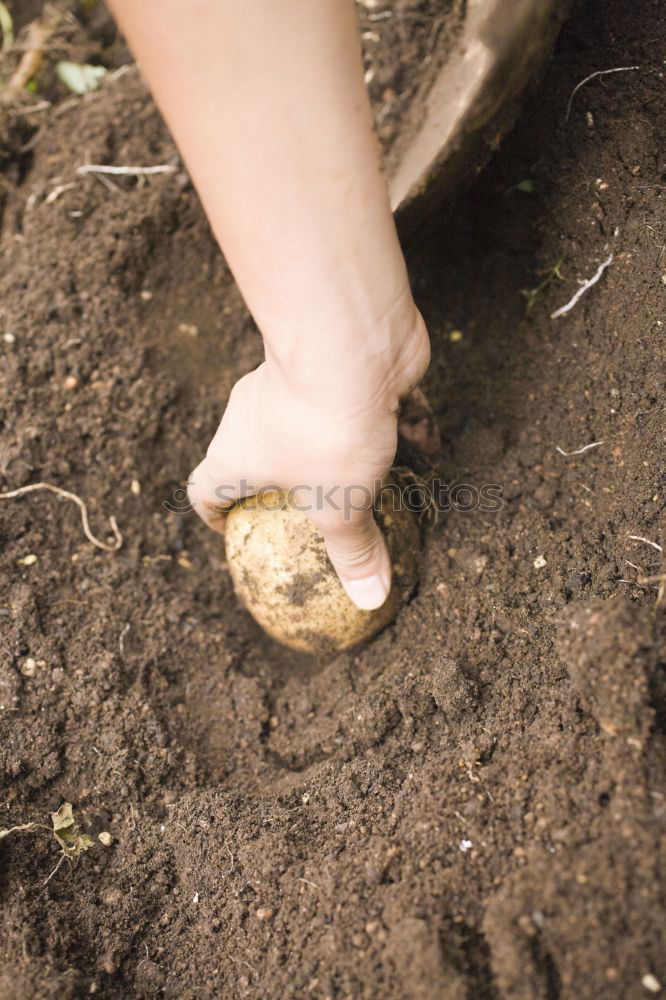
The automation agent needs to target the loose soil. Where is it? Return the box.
[357,0,465,165]
[0,1,664,998]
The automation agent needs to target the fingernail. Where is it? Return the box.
[344,574,389,611]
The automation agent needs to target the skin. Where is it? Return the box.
[108,0,438,610]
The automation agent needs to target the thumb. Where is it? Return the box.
[313,507,392,611]
[187,458,244,535]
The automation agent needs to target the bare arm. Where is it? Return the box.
[109,0,431,609]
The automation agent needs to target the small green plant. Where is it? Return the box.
[56,60,107,95]
[0,802,96,883]
[50,803,94,857]
[507,178,535,195]
[521,257,565,315]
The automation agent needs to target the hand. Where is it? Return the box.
[187,309,438,610]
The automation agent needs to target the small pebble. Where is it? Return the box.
[3,332,16,344]
[642,973,661,993]
[177,323,198,336]
[459,839,473,853]
[63,374,78,391]
[533,555,547,569]
[20,658,37,677]
[17,554,38,567]
[98,831,113,846]
[255,906,274,921]
[130,479,141,496]
[140,289,153,301]
[449,330,464,342]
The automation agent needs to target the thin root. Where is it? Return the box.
[556,441,604,457]
[43,852,68,887]
[0,822,40,839]
[76,163,178,178]
[628,535,662,553]
[0,482,122,552]
[391,465,440,526]
[565,65,640,122]
[551,254,613,318]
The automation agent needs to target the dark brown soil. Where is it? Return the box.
[0,1,664,998]
[357,0,465,162]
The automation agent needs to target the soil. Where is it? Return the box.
[357,0,465,164]
[0,0,665,998]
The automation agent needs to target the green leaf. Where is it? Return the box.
[55,61,107,95]
[0,2,13,52]
[51,802,75,833]
[51,802,93,858]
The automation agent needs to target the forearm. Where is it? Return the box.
[108,0,419,403]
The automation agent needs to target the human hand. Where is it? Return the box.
[187,308,438,611]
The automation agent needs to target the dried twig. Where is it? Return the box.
[76,163,178,178]
[297,877,320,890]
[91,171,122,195]
[556,441,604,457]
[7,99,51,116]
[105,64,135,83]
[0,482,122,552]
[44,182,75,204]
[565,66,640,122]
[551,254,613,318]
[1,19,50,103]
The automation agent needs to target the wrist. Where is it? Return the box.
[262,290,430,414]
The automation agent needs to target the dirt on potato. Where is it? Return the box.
[0,0,664,998]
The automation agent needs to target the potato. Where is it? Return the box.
[224,481,421,655]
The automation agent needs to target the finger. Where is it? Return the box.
[187,459,245,535]
[312,507,392,611]
[398,386,441,455]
